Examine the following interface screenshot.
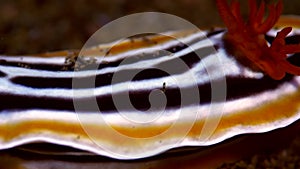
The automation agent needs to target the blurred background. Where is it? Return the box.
[0,0,299,55]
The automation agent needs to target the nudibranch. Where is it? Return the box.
[0,0,300,168]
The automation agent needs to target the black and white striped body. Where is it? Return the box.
[0,28,300,159]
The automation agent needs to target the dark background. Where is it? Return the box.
[0,0,299,55]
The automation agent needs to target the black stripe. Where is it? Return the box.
[0,73,293,112]
[206,29,225,38]
[265,34,300,45]
[10,68,173,89]
[0,70,6,77]
[11,46,216,89]
[0,59,72,71]
[0,93,75,111]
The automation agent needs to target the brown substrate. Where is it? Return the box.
[217,135,300,169]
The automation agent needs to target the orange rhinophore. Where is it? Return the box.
[216,0,300,80]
